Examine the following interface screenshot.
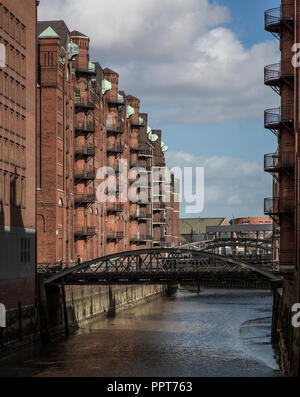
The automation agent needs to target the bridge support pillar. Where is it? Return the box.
[37,274,50,343]
[107,286,116,318]
[60,282,69,338]
[164,283,178,297]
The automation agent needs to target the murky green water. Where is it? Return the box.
[0,289,283,377]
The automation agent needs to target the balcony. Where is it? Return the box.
[130,212,152,221]
[264,152,294,173]
[153,218,166,225]
[131,145,152,157]
[130,117,145,129]
[75,145,95,159]
[264,197,294,216]
[107,232,124,241]
[75,62,97,78]
[75,194,96,207]
[264,61,294,92]
[106,143,124,154]
[75,120,95,136]
[153,203,166,211]
[74,227,96,241]
[130,235,152,243]
[106,92,125,107]
[265,5,294,37]
[106,161,120,173]
[74,97,96,113]
[106,203,124,214]
[74,170,95,185]
[264,106,294,132]
[106,122,124,136]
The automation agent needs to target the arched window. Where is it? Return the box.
[58,198,63,226]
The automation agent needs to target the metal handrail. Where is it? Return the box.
[75,120,95,131]
[74,194,96,203]
[264,152,294,171]
[106,203,124,213]
[74,170,96,180]
[74,227,96,236]
[264,60,294,84]
[264,153,279,171]
[106,143,124,153]
[107,232,124,240]
[265,5,294,31]
[75,145,95,156]
[74,97,96,107]
[264,197,294,215]
[264,105,294,128]
[131,235,152,242]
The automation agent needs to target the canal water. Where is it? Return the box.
[0,289,283,377]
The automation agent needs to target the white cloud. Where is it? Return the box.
[165,151,272,218]
[38,0,279,125]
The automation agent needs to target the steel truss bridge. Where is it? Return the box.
[41,247,282,289]
[179,238,273,266]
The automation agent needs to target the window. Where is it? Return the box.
[21,237,31,264]
[20,177,25,208]
[10,173,16,205]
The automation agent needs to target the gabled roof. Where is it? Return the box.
[70,30,88,38]
[103,67,118,75]
[179,218,229,235]
[38,20,70,48]
[38,26,60,39]
[126,94,139,101]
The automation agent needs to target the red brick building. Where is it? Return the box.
[0,0,37,311]
[264,0,300,375]
[36,20,179,268]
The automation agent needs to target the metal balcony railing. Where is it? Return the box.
[74,170,95,183]
[264,197,294,216]
[265,5,294,34]
[74,227,96,240]
[153,202,166,210]
[264,106,294,130]
[264,60,294,86]
[264,153,279,173]
[74,97,96,112]
[107,232,124,240]
[137,145,152,157]
[131,212,152,220]
[153,218,166,224]
[106,92,124,107]
[264,152,294,173]
[74,194,96,206]
[106,203,124,213]
[75,145,95,158]
[130,235,152,242]
[75,120,95,135]
[106,143,124,153]
[106,161,120,172]
[106,122,124,135]
[75,62,97,77]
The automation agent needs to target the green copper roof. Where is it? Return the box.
[161,141,168,152]
[118,94,124,104]
[149,133,158,142]
[67,40,79,60]
[39,26,60,39]
[126,105,135,118]
[88,61,95,73]
[102,79,112,95]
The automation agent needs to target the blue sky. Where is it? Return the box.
[39,0,281,219]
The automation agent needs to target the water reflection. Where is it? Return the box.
[0,289,283,377]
